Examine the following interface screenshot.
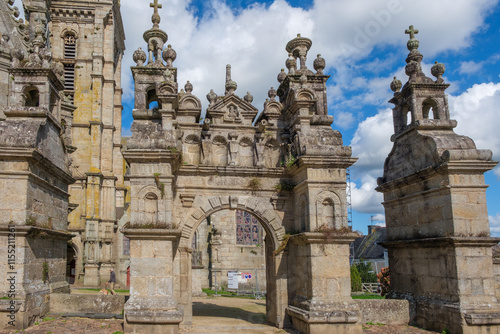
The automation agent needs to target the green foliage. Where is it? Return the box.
[42,261,49,283]
[274,179,295,192]
[273,234,291,255]
[353,261,378,283]
[153,173,165,198]
[351,265,362,292]
[247,178,261,191]
[351,294,384,299]
[441,329,450,334]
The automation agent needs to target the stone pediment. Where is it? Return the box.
[206,94,258,126]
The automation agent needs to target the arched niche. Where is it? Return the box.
[315,191,344,230]
[238,136,254,167]
[135,186,164,225]
[264,138,280,168]
[24,86,40,107]
[183,134,201,165]
[211,135,228,166]
[144,192,159,223]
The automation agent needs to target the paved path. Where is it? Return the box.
[0,296,438,333]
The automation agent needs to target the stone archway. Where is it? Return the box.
[174,195,287,328]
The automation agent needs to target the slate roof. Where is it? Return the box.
[352,227,387,260]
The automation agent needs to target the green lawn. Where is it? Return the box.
[351,293,384,299]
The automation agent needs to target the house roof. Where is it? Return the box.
[352,227,387,260]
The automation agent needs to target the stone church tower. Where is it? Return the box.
[48,0,125,286]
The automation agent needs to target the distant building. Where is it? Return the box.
[352,225,388,274]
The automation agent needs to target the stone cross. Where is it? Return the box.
[150,0,162,14]
[405,25,419,40]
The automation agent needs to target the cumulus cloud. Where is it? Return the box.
[458,60,484,75]
[489,213,500,237]
[119,0,499,124]
[450,82,500,162]
[350,176,384,214]
[350,107,393,178]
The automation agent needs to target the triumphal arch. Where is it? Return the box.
[122,1,359,333]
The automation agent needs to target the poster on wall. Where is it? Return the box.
[228,271,239,289]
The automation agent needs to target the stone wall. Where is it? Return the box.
[355,299,410,325]
[495,258,500,299]
[50,293,125,314]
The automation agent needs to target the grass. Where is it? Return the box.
[202,288,265,300]
[351,293,384,299]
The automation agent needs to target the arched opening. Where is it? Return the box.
[180,206,282,330]
[147,88,160,110]
[422,98,439,120]
[66,243,77,284]
[24,87,39,107]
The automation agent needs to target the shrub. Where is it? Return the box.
[377,266,390,297]
[351,265,362,292]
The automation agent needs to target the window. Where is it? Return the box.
[64,34,76,59]
[63,34,76,96]
[236,210,260,245]
[123,235,130,255]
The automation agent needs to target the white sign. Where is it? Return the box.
[228,271,239,289]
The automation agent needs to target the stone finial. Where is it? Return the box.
[207,89,217,106]
[431,61,446,83]
[313,54,325,74]
[244,92,253,104]
[286,33,312,71]
[277,68,287,83]
[133,47,147,66]
[162,44,177,67]
[225,64,237,95]
[286,53,297,75]
[405,25,420,53]
[268,87,277,101]
[184,81,193,94]
[150,0,162,28]
[390,77,402,93]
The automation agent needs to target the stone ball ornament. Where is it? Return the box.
[277,68,287,83]
[163,44,177,67]
[390,77,402,93]
[313,54,325,74]
[184,81,193,94]
[244,91,253,104]
[431,61,446,83]
[133,47,147,66]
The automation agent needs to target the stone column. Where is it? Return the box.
[286,233,361,334]
[123,228,183,334]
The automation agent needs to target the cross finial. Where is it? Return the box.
[150,0,162,14]
[405,25,419,40]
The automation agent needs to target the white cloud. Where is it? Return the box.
[458,60,484,75]
[350,107,393,177]
[371,214,385,222]
[450,82,500,162]
[119,0,499,118]
[489,213,500,237]
[350,175,384,214]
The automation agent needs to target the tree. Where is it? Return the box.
[354,261,378,283]
[350,265,362,292]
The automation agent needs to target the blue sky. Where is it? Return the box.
[115,0,500,236]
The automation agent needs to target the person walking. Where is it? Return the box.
[106,269,116,295]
